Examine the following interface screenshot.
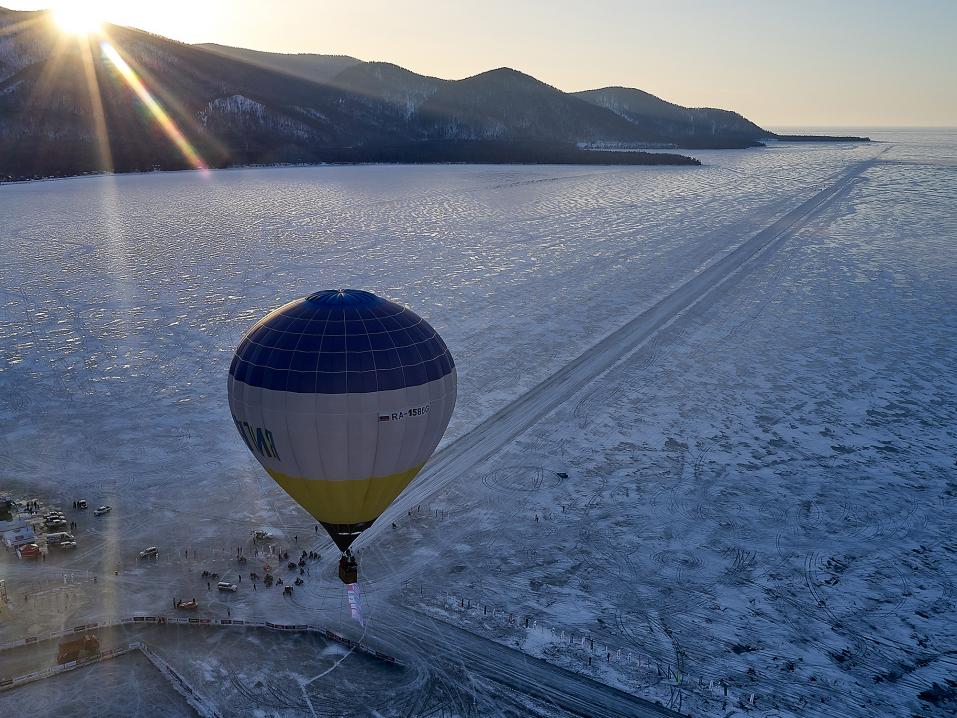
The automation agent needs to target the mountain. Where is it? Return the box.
[0,14,423,177]
[195,43,361,84]
[416,68,648,144]
[328,61,446,119]
[573,86,767,148]
[0,7,51,81]
[1,7,866,181]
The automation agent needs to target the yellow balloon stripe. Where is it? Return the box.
[266,462,426,524]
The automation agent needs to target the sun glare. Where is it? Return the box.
[100,41,209,171]
[52,3,105,36]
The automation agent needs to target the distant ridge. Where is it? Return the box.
[0,7,865,180]
[773,134,872,142]
[196,43,362,84]
[327,61,447,118]
[573,86,769,149]
[416,68,654,144]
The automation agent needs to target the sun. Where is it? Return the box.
[52,2,106,36]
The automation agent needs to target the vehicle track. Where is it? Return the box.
[372,608,685,718]
[333,157,887,714]
[369,157,881,542]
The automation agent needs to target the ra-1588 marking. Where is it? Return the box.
[379,404,431,422]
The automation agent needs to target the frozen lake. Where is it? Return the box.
[1,129,956,716]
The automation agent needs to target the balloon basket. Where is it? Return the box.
[338,552,358,585]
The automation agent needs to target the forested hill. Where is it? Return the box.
[572,86,769,149]
[0,8,862,180]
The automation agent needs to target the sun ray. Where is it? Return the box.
[101,34,229,162]
[0,12,46,39]
[78,36,114,172]
[17,28,76,130]
[100,40,208,171]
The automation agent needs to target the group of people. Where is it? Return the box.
[160,534,333,610]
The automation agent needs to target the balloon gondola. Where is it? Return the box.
[338,549,358,584]
[227,289,456,583]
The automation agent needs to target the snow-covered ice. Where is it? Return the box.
[0,650,195,717]
[1,129,955,716]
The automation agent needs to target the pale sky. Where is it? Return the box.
[9,0,957,127]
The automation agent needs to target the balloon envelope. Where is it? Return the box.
[227,289,456,549]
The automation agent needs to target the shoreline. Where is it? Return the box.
[0,154,701,186]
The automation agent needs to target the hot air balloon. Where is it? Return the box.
[227,289,456,583]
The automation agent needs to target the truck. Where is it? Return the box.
[57,635,99,664]
[46,532,76,546]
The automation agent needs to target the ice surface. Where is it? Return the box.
[1,129,955,716]
[0,651,195,717]
[386,133,957,716]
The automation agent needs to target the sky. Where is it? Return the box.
[8,0,957,127]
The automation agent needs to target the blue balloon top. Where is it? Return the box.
[305,288,382,306]
[229,289,455,394]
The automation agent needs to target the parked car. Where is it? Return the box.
[58,541,78,549]
[93,506,112,516]
[76,500,88,509]
[138,546,158,559]
[252,530,273,541]
[217,582,238,592]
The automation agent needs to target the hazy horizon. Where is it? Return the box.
[4,0,955,128]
